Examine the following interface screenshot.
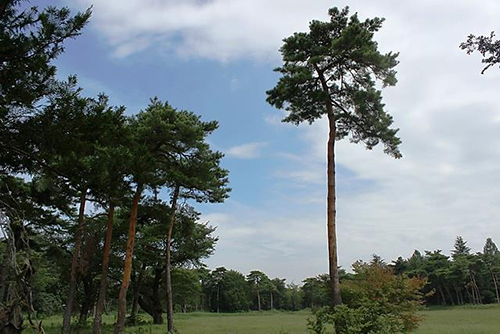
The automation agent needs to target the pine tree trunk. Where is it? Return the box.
[315,65,342,307]
[438,285,446,305]
[472,275,482,304]
[152,268,164,324]
[62,189,88,334]
[166,185,180,333]
[257,287,261,311]
[114,184,143,334]
[93,203,115,334]
[0,243,9,303]
[493,273,500,303]
[444,285,455,306]
[129,263,146,325]
[138,268,164,324]
[454,286,461,305]
[468,274,479,304]
[469,274,477,304]
[471,284,477,304]
[327,111,342,306]
[270,290,273,310]
[79,276,95,325]
[466,285,474,304]
[216,285,220,313]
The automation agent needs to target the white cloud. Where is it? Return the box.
[71,1,500,63]
[226,142,267,159]
[70,0,331,61]
[201,203,330,282]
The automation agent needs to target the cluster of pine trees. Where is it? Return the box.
[0,1,230,333]
[393,237,500,306]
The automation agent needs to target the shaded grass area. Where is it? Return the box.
[41,305,500,334]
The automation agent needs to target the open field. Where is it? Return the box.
[42,311,311,334]
[41,305,500,334]
[415,304,500,334]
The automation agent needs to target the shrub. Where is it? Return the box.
[35,292,63,316]
[308,262,426,334]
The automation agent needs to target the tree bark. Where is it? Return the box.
[138,267,164,324]
[165,185,180,333]
[444,285,455,306]
[129,263,146,325]
[472,275,482,304]
[216,285,220,313]
[114,184,143,334]
[493,273,500,303]
[270,290,273,310]
[93,203,115,334]
[438,285,446,305]
[327,111,342,306]
[0,243,9,303]
[466,285,474,304]
[454,285,462,305]
[315,66,342,306]
[257,287,261,311]
[62,188,88,334]
[79,275,96,325]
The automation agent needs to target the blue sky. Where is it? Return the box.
[42,0,500,283]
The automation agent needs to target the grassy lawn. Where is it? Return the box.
[42,311,311,334]
[415,304,500,334]
[41,305,500,334]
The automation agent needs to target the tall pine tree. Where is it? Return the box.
[266,6,401,305]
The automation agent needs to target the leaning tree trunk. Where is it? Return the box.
[471,275,482,304]
[93,203,115,334]
[165,185,180,333]
[114,185,143,334]
[62,188,88,334]
[438,285,447,305]
[492,272,500,303]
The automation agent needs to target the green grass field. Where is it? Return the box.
[41,305,500,334]
[415,305,500,334]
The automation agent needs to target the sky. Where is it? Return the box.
[43,0,500,283]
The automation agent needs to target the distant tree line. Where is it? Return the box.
[299,236,500,310]
[392,236,500,306]
[101,235,498,316]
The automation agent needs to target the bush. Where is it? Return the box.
[35,292,63,315]
[308,262,426,334]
